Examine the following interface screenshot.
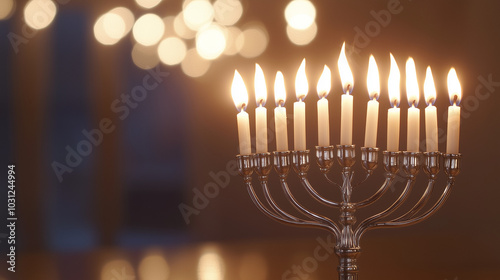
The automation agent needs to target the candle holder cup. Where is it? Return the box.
[236,146,461,280]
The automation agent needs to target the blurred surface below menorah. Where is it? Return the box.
[236,146,461,280]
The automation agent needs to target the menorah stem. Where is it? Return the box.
[336,247,360,280]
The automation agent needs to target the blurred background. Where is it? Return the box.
[1,0,499,279]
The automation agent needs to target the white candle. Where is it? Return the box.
[364,55,380,148]
[424,66,438,152]
[274,71,288,151]
[387,53,400,152]
[255,64,268,153]
[338,42,354,145]
[446,68,462,154]
[294,59,308,151]
[406,58,420,152]
[231,70,252,155]
[316,65,331,147]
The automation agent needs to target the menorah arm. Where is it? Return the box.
[391,178,436,222]
[280,179,341,236]
[261,180,302,222]
[246,181,336,232]
[301,177,341,207]
[354,177,416,240]
[353,175,394,208]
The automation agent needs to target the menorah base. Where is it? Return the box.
[336,247,360,280]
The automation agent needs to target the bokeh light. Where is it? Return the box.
[132,43,160,70]
[24,0,57,30]
[100,260,135,280]
[181,48,211,77]
[197,247,225,280]
[138,252,170,280]
[174,12,196,39]
[223,26,243,56]
[158,37,187,65]
[109,7,135,36]
[237,25,269,58]
[136,0,163,9]
[133,13,165,46]
[0,0,15,20]
[102,13,126,40]
[213,0,243,26]
[285,0,316,30]
[286,21,317,46]
[183,0,214,31]
[196,23,227,60]
[94,15,120,45]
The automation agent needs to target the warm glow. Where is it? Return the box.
[295,59,308,100]
[447,68,462,105]
[135,0,162,9]
[285,0,316,30]
[100,260,135,280]
[196,23,227,60]
[174,12,196,39]
[197,248,225,280]
[255,64,267,106]
[237,25,269,58]
[24,0,57,30]
[110,7,134,36]
[181,48,211,77]
[94,15,120,45]
[367,55,380,100]
[338,42,354,94]
[286,21,317,46]
[424,66,436,106]
[0,0,15,20]
[232,70,249,111]
[138,253,170,280]
[274,71,287,106]
[317,65,331,98]
[133,13,165,46]
[223,26,243,55]
[132,43,160,70]
[183,0,214,31]
[158,37,187,65]
[406,57,419,107]
[102,12,126,40]
[214,0,243,26]
[388,53,400,107]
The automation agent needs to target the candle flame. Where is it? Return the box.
[447,68,462,105]
[367,55,380,100]
[317,65,331,98]
[388,53,400,107]
[338,42,354,94]
[295,58,308,101]
[255,63,267,106]
[274,71,287,106]
[231,70,249,112]
[406,57,419,107]
[424,66,436,106]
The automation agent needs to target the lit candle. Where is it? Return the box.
[424,66,438,152]
[317,65,331,147]
[446,68,461,154]
[364,55,380,148]
[338,42,354,145]
[274,71,289,152]
[231,70,251,155]
[387,53,401,152]
[406,57,420,152]
[294,59,308,151]
[255,64,268,153]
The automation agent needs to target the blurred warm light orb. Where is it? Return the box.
[94,15,120,45]
[237,25,269,58]
[197,247,225,280]
[102,13,126,40]
[183,0,214,31]
[109,7,135,36]
[285,0,316,30]
[138,253,170,280]
[181,48,211,77]
[133,13,165,46]
[100,260,135,280]
[132,43,160,70]
[214,0,243,26]
[286,21,317,46]
[158,37,187,65]
[196,23,227,60]
[24,0,57,30]
[135,0,163,9]
[174,12,196,39]
[0,0,15,20]
[223,26,243,56]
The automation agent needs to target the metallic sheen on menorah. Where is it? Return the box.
[231,43,463,279]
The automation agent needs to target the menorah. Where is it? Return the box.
[231,44,463,279]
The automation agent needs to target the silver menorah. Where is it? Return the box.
[236,145,461,280]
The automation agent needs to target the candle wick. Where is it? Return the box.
[240,103,246,111]
[429,97,435,105]
[298,95,305,102]
[278,100,285,107]
[258,99,264,107]
[392,99,398,108]
[453,95,458,106]
[346,84,351,93]
[373,93,379,100]
[412,100,416,107]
